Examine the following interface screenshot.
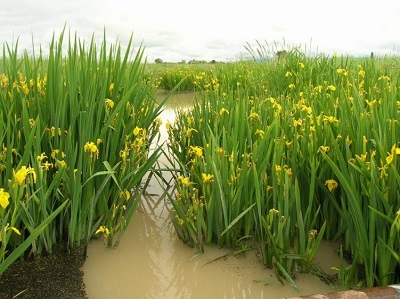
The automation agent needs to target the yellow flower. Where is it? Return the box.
[285,71,292,77]
[378,75,390,81]
[275,165,281,173]
[186,116,194,126]
[0,74,9,88]
[318,145,330,153]
[298,62,305,69]
[386,144,400,165]
[153,118,162,128]
[256,129,264,138]
[14,166,37,186]
[336,68,348,76]
[0,188,10,209]
[285,140,293,148]
[293,119,302,127]
[248,112,260,121]
[41,161,53,171]
[0,223,21,242]
[202,173,214,183]
[105,98,114,108]
[309,229,318,240]
[50,149,58,159]
[314,85,323,93]
[355,152,368,162]
[325,179,338,192]
[216,147,224,155]
[133,126,141,136]
[301,105,312,114]
[178,176,191,187]
[229,151,234,162]
[95,225,111,236]
[120,149,128,161]
[133,137,144,149]
[323,115,339,124]
[186,128,198,137]
[327,85,336,91]
[21,82,29,95]
[119,190,131,200]
[289,83,295,89]
[219,108,229,116]
[365,99,378,107]
[37,152,48,162]
[165,122,172,132]
[189,146,203,157]
[50,126,56,137]
[57,160,67,168]
[284,167,292,176]
[84,142,98,154]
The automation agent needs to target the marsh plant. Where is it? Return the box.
[0,29,165,274]
[165,50,400,288]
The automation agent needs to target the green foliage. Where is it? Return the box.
[0,28,164,272]
[166,51,400,288]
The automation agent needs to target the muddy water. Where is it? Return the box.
[83,91,340,299]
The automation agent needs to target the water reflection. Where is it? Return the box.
[83,91,337,299]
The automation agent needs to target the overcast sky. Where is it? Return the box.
[1,0,400,62]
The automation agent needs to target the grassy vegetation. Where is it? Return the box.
[163,50,400,288]
[145,63,218,91]
[1,28,400,291]
[0,29,165,274]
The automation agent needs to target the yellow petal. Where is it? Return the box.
[10,227,21,235]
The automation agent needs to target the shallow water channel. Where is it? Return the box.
[83,91,341,299]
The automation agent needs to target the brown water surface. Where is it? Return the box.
[83,91,340,299]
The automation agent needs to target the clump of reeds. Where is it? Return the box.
[0,28,164,274]
[165,49,400,288]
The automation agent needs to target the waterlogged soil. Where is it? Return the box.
[0,244,87,299]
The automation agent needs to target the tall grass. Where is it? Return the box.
[0,29,164,272]
[155,64,218,91]
[165,50,400,288]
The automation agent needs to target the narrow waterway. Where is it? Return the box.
[82,91,340,299]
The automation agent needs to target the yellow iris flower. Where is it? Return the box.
[0,223,21,242]
[201,173,214,183]
[178,176,192,187]
[325,179,338,192]
[95,225,111,236]
[0,188,10,209]
[189,146,203,157]
[84,142,98,153]
[13,166,37,186]
[386,144,400,165]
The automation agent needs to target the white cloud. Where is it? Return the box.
[1,0,399,62]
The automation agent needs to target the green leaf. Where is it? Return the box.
[0,199,69,275]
